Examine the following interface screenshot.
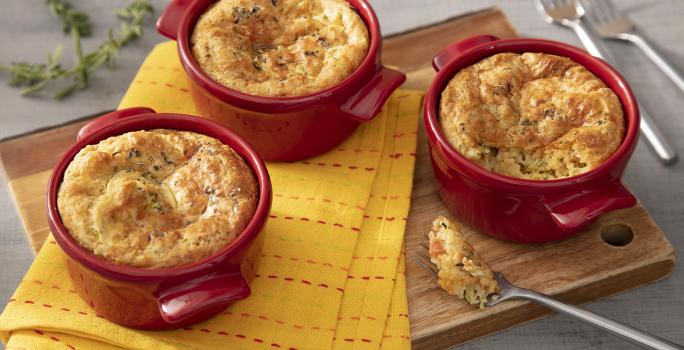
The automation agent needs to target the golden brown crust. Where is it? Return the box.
[191,0,369,97]
[57,130,258,268]
[439,52,625,180]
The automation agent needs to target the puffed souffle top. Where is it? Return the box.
[191,0,370,97]
[439,52,625,180]
[57,129,258,268]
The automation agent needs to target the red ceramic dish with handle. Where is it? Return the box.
[424,35,639,243]
[156,0,406,161]
[47,107,272,329]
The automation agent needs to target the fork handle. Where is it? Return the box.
[515,289,684,350]
[566,19,617,62]
[566,20,678,165]
[620,33,684,95]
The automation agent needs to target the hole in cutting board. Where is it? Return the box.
[600,224,634,247]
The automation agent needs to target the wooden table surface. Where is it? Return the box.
[1,1,683,349]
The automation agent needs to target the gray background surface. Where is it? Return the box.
[1,1,683,349]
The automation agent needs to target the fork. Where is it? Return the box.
[535,0,678,165]
[582,0,684,95]
[413,237,684,350]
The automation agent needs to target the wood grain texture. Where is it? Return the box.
[0,7,675,350]
[381,7,675,349]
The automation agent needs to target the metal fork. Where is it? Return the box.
[412,234,684,350]
[582,0,684,95]
[536,0,678,165]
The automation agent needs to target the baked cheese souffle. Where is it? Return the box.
[57,130,258,268]
[190,0,369,96]
[428,216,498,308]
[439,52,625,180]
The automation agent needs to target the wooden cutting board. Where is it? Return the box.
[0,7,675,350]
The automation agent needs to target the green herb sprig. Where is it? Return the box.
[0,0,154,99]
[46,0,92,36]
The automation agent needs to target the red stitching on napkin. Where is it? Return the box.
[32,329,77,349]
[337,338,374,344]
[296,161,375,171]
[259,253,350,272]
[13,299,106,320]
[382,335,411,340]
[335,148,381,153]
[266,214,361,233]
[254,274,339,291]
[25,279,77,295]
[273,193,366,211]
[182,326,299,348]
[346,274,394,281]
[133,80,190,94]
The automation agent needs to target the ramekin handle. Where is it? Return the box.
[432,35,499,72]
[77,107,156,142]
[156,0,193,40]
[543,181,636,234]
[339,65,406,122]
[157,271,250,324]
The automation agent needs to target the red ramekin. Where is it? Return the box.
[156,0,406,161]
[424,35,639,243]
[47,107,272,329]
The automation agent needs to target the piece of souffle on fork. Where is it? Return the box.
[427,216,499,308]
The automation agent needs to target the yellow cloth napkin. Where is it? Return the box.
[0,41,420,350]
